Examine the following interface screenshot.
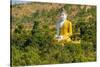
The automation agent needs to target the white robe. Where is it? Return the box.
[56,12,67,37]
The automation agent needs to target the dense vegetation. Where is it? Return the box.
[11,2,96,66]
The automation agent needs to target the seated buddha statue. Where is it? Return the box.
[55,10,72,42]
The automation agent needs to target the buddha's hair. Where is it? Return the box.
[59,8,67,15]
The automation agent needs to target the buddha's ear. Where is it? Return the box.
[63,12,67,19]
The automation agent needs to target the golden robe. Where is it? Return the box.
[60,20,72,41]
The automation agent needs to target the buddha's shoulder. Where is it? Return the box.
[65,20,72,23]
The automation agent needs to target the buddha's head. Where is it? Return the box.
[60,9,67,21]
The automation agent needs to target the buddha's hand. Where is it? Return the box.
[55,35,63,40]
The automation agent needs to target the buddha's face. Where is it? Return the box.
[60,12,67,21]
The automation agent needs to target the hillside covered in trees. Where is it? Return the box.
[11,2,96,66]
